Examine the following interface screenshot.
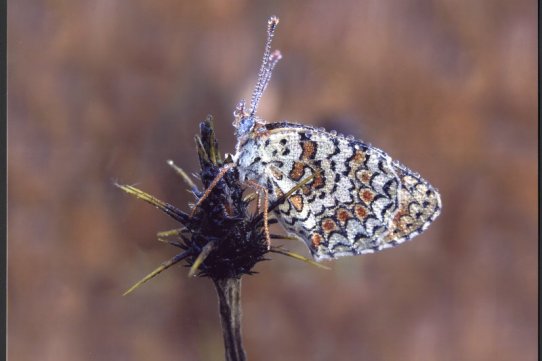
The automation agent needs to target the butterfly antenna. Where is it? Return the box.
[249,16,281,116]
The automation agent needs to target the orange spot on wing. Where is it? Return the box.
[311,233,323,248]
[289,162,305,181]
[361,190,374,203]
[352,150,366,164]
[355,205,368,220]
[311,172,325,189]
[360,171,370,183]
[390,210,414,236]
[393,210,404,223]
[301,141,317,160]
[336,209,351,223]
[322,218,337,233]
[289,194,303,212]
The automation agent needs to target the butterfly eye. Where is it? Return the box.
[235,115,256,137]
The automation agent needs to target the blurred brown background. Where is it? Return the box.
[8,1,537,361]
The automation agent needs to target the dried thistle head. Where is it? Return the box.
[181,116,271,278]
[118,116,325,295]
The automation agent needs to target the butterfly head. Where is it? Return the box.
[233,16,281,139]
[232,99,255,137]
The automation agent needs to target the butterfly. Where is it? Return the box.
[209,16,441,261]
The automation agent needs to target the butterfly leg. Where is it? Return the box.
[245,180,271,249]
[265,163,321,212]
[269,246,330,270]
[190,163,234,217]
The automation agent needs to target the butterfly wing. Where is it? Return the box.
[258,123,440,261]
[384,161,441,244]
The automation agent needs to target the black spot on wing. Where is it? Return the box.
[249,156,261,166]
[382,178,399,198]
[331,138,341,156]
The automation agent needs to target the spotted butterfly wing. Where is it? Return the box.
[235,122,441,261]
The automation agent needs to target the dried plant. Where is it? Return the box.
[117,116,325,361]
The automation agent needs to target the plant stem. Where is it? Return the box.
[212,277,246,361]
